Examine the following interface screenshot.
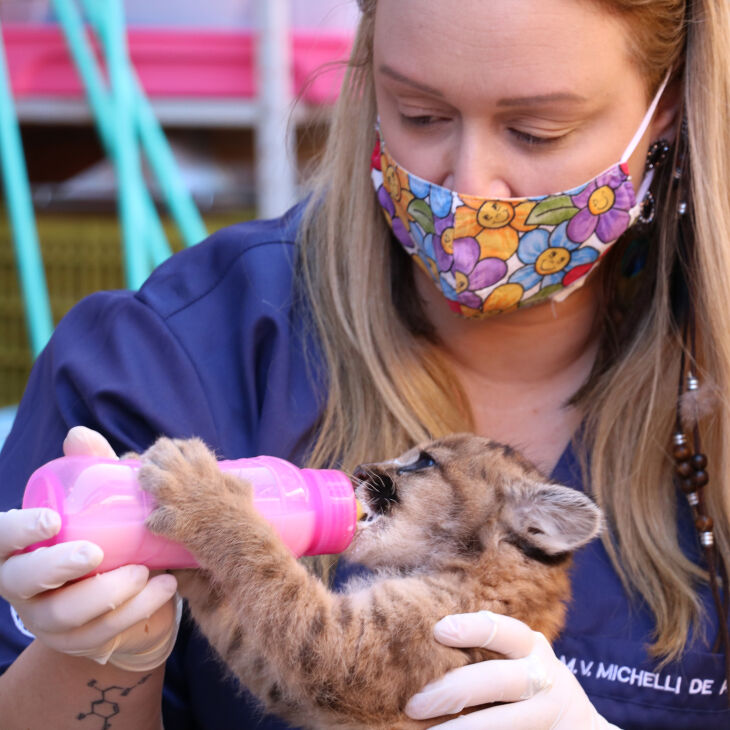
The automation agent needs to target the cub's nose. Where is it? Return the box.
[353,465,399,515]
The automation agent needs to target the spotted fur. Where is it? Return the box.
[140,433,601,729]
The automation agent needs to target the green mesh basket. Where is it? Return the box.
[0,208,253,407]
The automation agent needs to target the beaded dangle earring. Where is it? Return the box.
[672,309,730,697]
[673,315,716,549]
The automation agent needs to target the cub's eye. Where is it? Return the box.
[396,451,437,475]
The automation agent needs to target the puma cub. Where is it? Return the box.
[140,432,601,729]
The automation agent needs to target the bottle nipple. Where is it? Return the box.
[356,499,366,521]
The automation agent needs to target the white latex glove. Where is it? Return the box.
[0,426,181,671]
[405,611,621,729]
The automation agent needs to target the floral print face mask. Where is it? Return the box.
[371,76,669,317]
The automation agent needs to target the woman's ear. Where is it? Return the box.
[650,78,683,144]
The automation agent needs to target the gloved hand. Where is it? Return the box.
[0,426,181,671]
[405,610,621,729]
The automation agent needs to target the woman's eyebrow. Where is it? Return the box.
[377,64,445,97]
[378,64,588,109]
[496,92,588,107]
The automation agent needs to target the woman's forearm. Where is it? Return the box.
[0,640,165,730]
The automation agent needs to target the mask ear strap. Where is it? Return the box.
[620,70,672,165]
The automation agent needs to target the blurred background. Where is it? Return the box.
[0,0,358,432]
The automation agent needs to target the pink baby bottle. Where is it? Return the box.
[21,454,358,574]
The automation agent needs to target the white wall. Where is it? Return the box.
[121,0,360,30]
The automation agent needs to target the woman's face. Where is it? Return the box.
[373,0,676,199]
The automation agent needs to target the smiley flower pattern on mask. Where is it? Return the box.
[508,221,600,293]
[371,133,641,317]
[567,166,635,244]
[436,233,508,310]
[452,197,537,261]
[381,162,415,243]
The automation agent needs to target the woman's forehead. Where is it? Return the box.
[373,0,638,103]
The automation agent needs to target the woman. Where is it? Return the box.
[0,0,728,728]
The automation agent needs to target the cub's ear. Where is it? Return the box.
[503,482,602,559]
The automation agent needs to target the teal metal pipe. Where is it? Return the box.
[0,20,54,356]
[133,84,208,247]
[80,0,207,249]
[100,0,148,289]
[52,0,171,271]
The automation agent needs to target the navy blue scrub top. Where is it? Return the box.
[0,204,727,729]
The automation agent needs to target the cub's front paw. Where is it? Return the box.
[139,436,221,541]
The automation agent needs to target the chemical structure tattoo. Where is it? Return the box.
[76,674,152,729]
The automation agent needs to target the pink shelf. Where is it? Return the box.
[3,24,351,104]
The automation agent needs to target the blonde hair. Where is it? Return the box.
[296,0,730,662]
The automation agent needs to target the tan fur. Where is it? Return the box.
[140,433,601,729]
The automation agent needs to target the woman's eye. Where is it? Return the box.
[396,451,437,474]
[400,114,446,128]
[509,128,563,147]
